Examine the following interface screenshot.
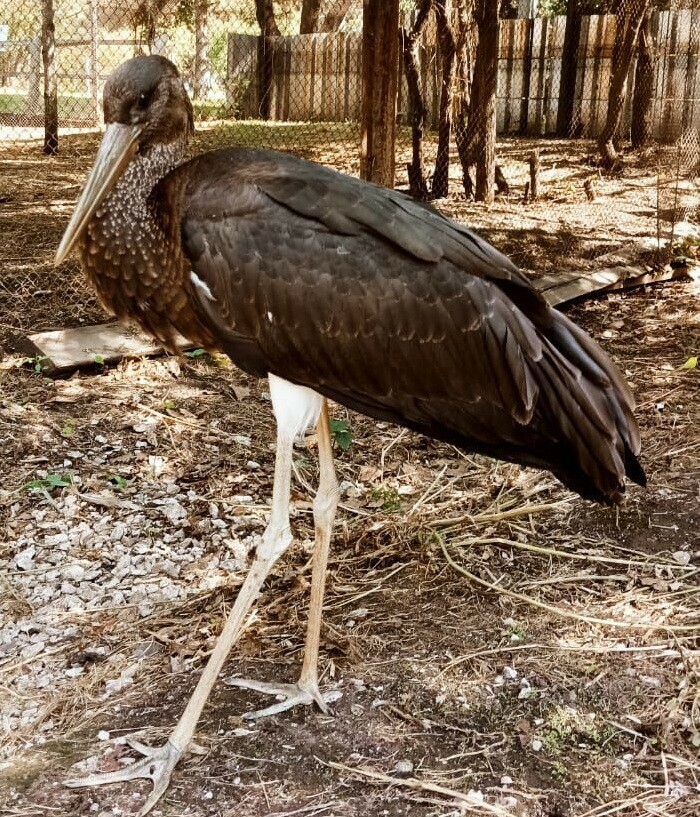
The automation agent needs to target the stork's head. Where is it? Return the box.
[103,55,194,148]
[55,55,193,265]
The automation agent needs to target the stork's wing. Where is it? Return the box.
[168,149,643,502]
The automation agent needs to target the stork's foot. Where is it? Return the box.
[65,738,184,817]
[224,676,342,720]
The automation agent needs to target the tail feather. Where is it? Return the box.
[538,309,646,503]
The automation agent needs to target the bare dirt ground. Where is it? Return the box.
[0,132,698,817]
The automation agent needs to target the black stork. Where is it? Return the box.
[55,55,645,814]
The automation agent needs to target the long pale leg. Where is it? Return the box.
[226,400,340,719]
[65,426,299,817]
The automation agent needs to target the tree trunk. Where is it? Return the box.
[360,0,400,187]
[255,0,280,37]
[556,0,581,137]
[499,0,518,18]
[300,0,323,34]
[41,0,58,155]
[89,0,100,125]
[402,0,432,199]
[453,0,477,195]
[321,1,353,33]
[193,0,210,99]
[631,7,655,148]
[473,0,498,202]
[432,0,456,198]
[598,0,649,168]
[255,0,279,120]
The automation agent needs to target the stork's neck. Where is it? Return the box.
[82,136,192,342]
[97,139,185,230]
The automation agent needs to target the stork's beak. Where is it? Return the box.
[55,123,141,265]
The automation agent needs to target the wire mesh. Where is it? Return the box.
[0,1,365,344]
[0,1,699,347]
[0,1,364,155]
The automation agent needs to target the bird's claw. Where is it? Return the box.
[65,738,183,817]
[224,676,342,720]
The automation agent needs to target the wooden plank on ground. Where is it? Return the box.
[538,263,687,306]
[15,322,193,374]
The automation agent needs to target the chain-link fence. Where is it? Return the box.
[1,2,698,177]
[0,1,364,158]
[0,1,698,347]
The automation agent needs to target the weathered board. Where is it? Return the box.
[15,322,192,374]
[537,263,684,306]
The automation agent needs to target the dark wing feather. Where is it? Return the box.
[163,148,644,503]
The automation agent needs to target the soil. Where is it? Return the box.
[0,132,698,817]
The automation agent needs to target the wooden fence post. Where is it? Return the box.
[529,149,540,200]
[41,0,58,155]
[360,0,399,186]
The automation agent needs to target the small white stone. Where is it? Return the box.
[14,546,36,570]
[672,550,690,566]
[531,738,543,751]
[502,666,518,680]
[500,775,514,786]
[159,498,186,524]
[395,760,414,774]
[62,564,86,582]
[97,730,110,741]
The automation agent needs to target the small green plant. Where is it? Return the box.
[92,354,105,365]
[540,705,612,755]
[184,347,206,358]
[28,355,50,374]
[109,474,129,490]
[369,484,401,513]
[507,622,525,641]
[60,421,75,438]
[24,473,73,492]
[163,399,176,411]
[330,418,353,451]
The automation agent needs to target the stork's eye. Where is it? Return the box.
[136,91,152,109]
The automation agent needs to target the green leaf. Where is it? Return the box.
[60,422,74,438]
[184,348,206,358]
[24,473,73,492]
[329,418,353,451]
[679,356,697,370]
[92,354,105,365]
[29,355,49,373]
[109,474,129,490]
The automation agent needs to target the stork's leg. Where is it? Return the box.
[226,400,340,719]
[65,420,300,817]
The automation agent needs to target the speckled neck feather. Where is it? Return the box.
[79,136,215,349]
[96,141,183,245]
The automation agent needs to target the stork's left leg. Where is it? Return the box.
[226,400,341,719]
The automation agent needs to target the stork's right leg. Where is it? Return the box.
[226,400,341,719]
